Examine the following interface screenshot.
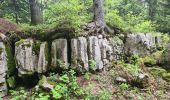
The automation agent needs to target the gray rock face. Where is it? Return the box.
[0,42,8,97]
[88,36,103,70]
[125,33,156,56]
[15,39,48,76]
[37,42,48,73]
[99,38,112,68]
[109,36,124,60]
[51,39,68,69]
[71,37,89,72]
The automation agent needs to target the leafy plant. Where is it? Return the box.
[51,70,84,99]
[10,88,28,100]
[89,59,96,71]
[119,83,129,90]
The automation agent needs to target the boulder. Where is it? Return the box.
[71,37,89,72]
[38,75,54,91]
[51,39,68,69]
[98,38,112,69]
[15,39,49,76]
[125,33,156,57]
[109,36,124,60]
[0,42,8,97]
[88,36,103,70]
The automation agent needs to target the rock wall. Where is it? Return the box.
[0,32,167,97]
[14,33,163,75]
[15,39,49,76]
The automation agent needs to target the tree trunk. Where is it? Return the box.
[29,0,43,25]
[11,0,19,24]
[93,0,105,27]
[146,0,157,20]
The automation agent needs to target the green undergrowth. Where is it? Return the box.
[7,53,170,100]
[5,44,16,77]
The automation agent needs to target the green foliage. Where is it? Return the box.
[106,10,125,29]
[44,0,92,31]
[142,56,157,66]
[97,89,112,100]
[84,72,91,80]
[89,59,96,71]
[119,83,129,90]
[124,64,140,76]
[51,70,84,99]
[133,20,155,33]
[10,88,28,100]
[5,44,16,77]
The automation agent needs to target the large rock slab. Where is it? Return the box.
[71,37,89,72]
[0,42,8,97]
[15,39,49,76]
[51,39,68,69]
[124,33,156,57]
[88,36,103,70]
[109,36,124,60]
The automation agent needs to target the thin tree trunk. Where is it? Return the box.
[93,0,105,27]
[11,0,19,24]
[29,0,43,25]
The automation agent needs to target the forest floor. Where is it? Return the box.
[3,64,170,100]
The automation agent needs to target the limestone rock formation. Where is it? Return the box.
[125,33,156,57]
[51,39,68,69]
[0,42,8,97]
[71,37,89,72]
[15,39,48,76]
[88,36,103,70]
[109,36,124,60]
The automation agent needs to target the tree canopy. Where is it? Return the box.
[0,0,169,33]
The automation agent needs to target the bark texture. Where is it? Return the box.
[93,0,105,26]
[29,0,43,25]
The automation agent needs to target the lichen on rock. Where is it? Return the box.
[15,39,49,76]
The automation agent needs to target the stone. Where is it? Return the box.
[6,76,16,88]
[0,42,7,75]
[0,42,8,97]
[39,75,54,91]
[71,37,89,72]
[124,33,156,57]
[51,39,68,69]
[15,39,49,76]
[88,36,103,70]
[98,38,112,68]
[37,42,48,73]
[109,36,124,60]
[115,76,127,83]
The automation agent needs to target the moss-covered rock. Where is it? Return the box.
[6,76,16,88]
[142,56,157,66]
[5,44,16,77]
[162,73,170,82]
[149,67,167,77]
[15,39,49,76]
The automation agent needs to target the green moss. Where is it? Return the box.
[5,44,16,77]
[149,67,167,77]
[15,39,26,46]
[39,75,47,85]
[162,73,170,82]
[44,42,50,71]
[7,76,16,88]
[0,48,3,54]
[142,56,156,66]
[32,41,41,55]
[44,42,49,63]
